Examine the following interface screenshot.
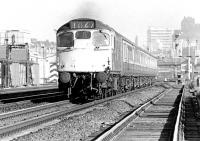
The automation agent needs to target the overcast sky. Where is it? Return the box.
[0,0,200,46]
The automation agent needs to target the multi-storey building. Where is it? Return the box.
[147,27,174,58]
[0,30,57,87]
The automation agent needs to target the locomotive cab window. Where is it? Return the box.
[57,32,74,47]
[75,31,91,39]
[92,31,110,46]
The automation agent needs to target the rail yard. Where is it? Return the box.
[0,84,164,140]
[0,82,198,141]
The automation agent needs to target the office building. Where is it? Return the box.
[147,27,174,58]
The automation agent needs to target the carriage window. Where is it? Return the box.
[75,31,91,39]
[92,31,110,46]
[57,32,74,47]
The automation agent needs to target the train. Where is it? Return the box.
[56,18,157,102]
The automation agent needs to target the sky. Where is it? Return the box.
[1,0,200,46]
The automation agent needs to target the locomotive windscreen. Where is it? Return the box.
[57,32,74,47]
[70,20,95,29]
[92,31,110,46]
[75,31,91,39]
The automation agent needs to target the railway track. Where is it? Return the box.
[95,88,182,141]
[0,86,161,141]
[0,86,66,103]
[0,99,77,136]
[179,89,200,140]
[0,100,48,114]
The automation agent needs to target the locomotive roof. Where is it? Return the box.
[57,18,115,32]
[57,18,157,59]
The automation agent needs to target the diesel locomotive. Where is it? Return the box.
[56,18,157,102]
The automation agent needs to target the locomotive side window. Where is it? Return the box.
[128,46,133,62]
[75,31,91,39]
[123,42,128,62]
[148,56,150,67]
[92,31,110,46]
[57,32,74,47]
[141,52,144,65]
[123,40,134,63]
[150,58,153,68]
[134,49,140,64]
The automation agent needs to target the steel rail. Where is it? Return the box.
[1,91,63,101]
[95,88,173,141]
[0,85,58,94]
[0,100,70,120]
[172,87,185,141]
[0,85,59,103]
[0,87,152,138]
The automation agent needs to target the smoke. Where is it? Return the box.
[71,1,103,20]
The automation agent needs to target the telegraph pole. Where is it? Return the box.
[25,43,30,86]
[5,31,10,88]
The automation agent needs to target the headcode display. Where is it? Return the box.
[70,20,95,29]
